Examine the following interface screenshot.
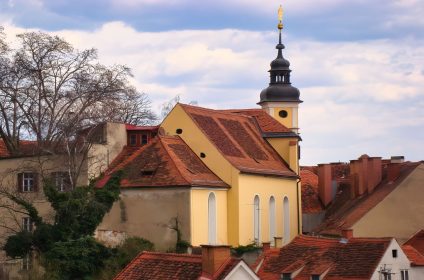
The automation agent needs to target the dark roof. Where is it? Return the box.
[96,135,228,189]
[220,109,292,134]
[315,162,420,236]
[125,124,159,131]
[113,251,242,280]
[254,235,392,280]
[180,104,297,178]
[300,170,324,214]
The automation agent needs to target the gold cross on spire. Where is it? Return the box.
[278,5,284,30]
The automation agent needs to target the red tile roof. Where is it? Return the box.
[221,109,292,134]
[97,135,228,189]
[113,251,242,280]
[125,124,159,131]
[300,170,324,214]
[402,245,424,266]
[254,235,392,280]
[180,104,297,178]
[403,229,424,266]
[315,162,420,236]
[0,139,39,158]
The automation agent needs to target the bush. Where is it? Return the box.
[231,242,260,257]
[95,237,154,280]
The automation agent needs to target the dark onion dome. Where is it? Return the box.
[258,26,302,104]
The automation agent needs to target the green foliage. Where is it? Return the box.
[3,231,32,258]
[95,237,154,280]
[2,171,123,278]
[44,236,111,280]
[231,242,260,257]
[175,240,191,254]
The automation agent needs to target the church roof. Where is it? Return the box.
[220,109,293,135]
[254,235,392,280]
[114,251,241,280]
[96,135,228,189]
[180,104,297,178]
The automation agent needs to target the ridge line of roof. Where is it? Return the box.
[159,136,192,186]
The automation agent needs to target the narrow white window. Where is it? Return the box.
[22,217,32,232]
[401,270,409,280]
[283,196,290,244]
[254,195,260,245]
[269,196,276,246]
[208,192,217,245]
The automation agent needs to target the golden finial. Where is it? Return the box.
[278,5,283,30]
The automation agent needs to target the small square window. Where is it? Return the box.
[392,249,398,258]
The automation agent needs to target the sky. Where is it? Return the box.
[0,0,423,165]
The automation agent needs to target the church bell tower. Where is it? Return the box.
[258,5,302,134]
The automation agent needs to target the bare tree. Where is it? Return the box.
[0,30,156,157]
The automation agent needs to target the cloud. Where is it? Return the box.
[1,21,423,164]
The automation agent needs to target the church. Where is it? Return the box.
[96,8,303,250]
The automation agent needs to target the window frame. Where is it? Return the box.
[22,217,33,232]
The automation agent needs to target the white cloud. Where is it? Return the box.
[1,21,423,164]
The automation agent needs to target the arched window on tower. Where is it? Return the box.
[283,196,290,244]
[269,196,276,246]
[253,195,260,245]
[208,192,217,245]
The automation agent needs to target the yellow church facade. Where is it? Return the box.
[161,103,301,247]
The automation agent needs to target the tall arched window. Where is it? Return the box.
[269,196,276,246]
[253,195,260,245]
[283,196,290,244]
[208,192,217,245]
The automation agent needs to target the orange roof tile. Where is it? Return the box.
[180,104,297,178]
[114,251,242,280]
[254,235,392,280]
[404,230,424,256]
[315,162,420,236]
[221,109,292,134]
[0,139,39,158]
[402,245,424,266]
[97,135,228,189]
[300,170,323,214]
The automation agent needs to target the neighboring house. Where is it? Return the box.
[114,245,259,280]
[254,234,417,280]
[96,20,303,250]
[301,155,424,243]
[402,230,424,278]
[0,122,157,264]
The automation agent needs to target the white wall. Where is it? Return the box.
[370,239,411,280]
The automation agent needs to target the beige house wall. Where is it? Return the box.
[353,164,424,243]
[97,188,191,251]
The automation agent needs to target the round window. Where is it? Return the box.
[176,128,183,134]
[279,110,288,118]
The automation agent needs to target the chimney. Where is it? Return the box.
[262,242,271,252]
[201,245,231,277]
[274,237,283,248]
[387,163,401,182]
[367,157,382,193]
[318,164,332,207]
[341,229,353,239]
